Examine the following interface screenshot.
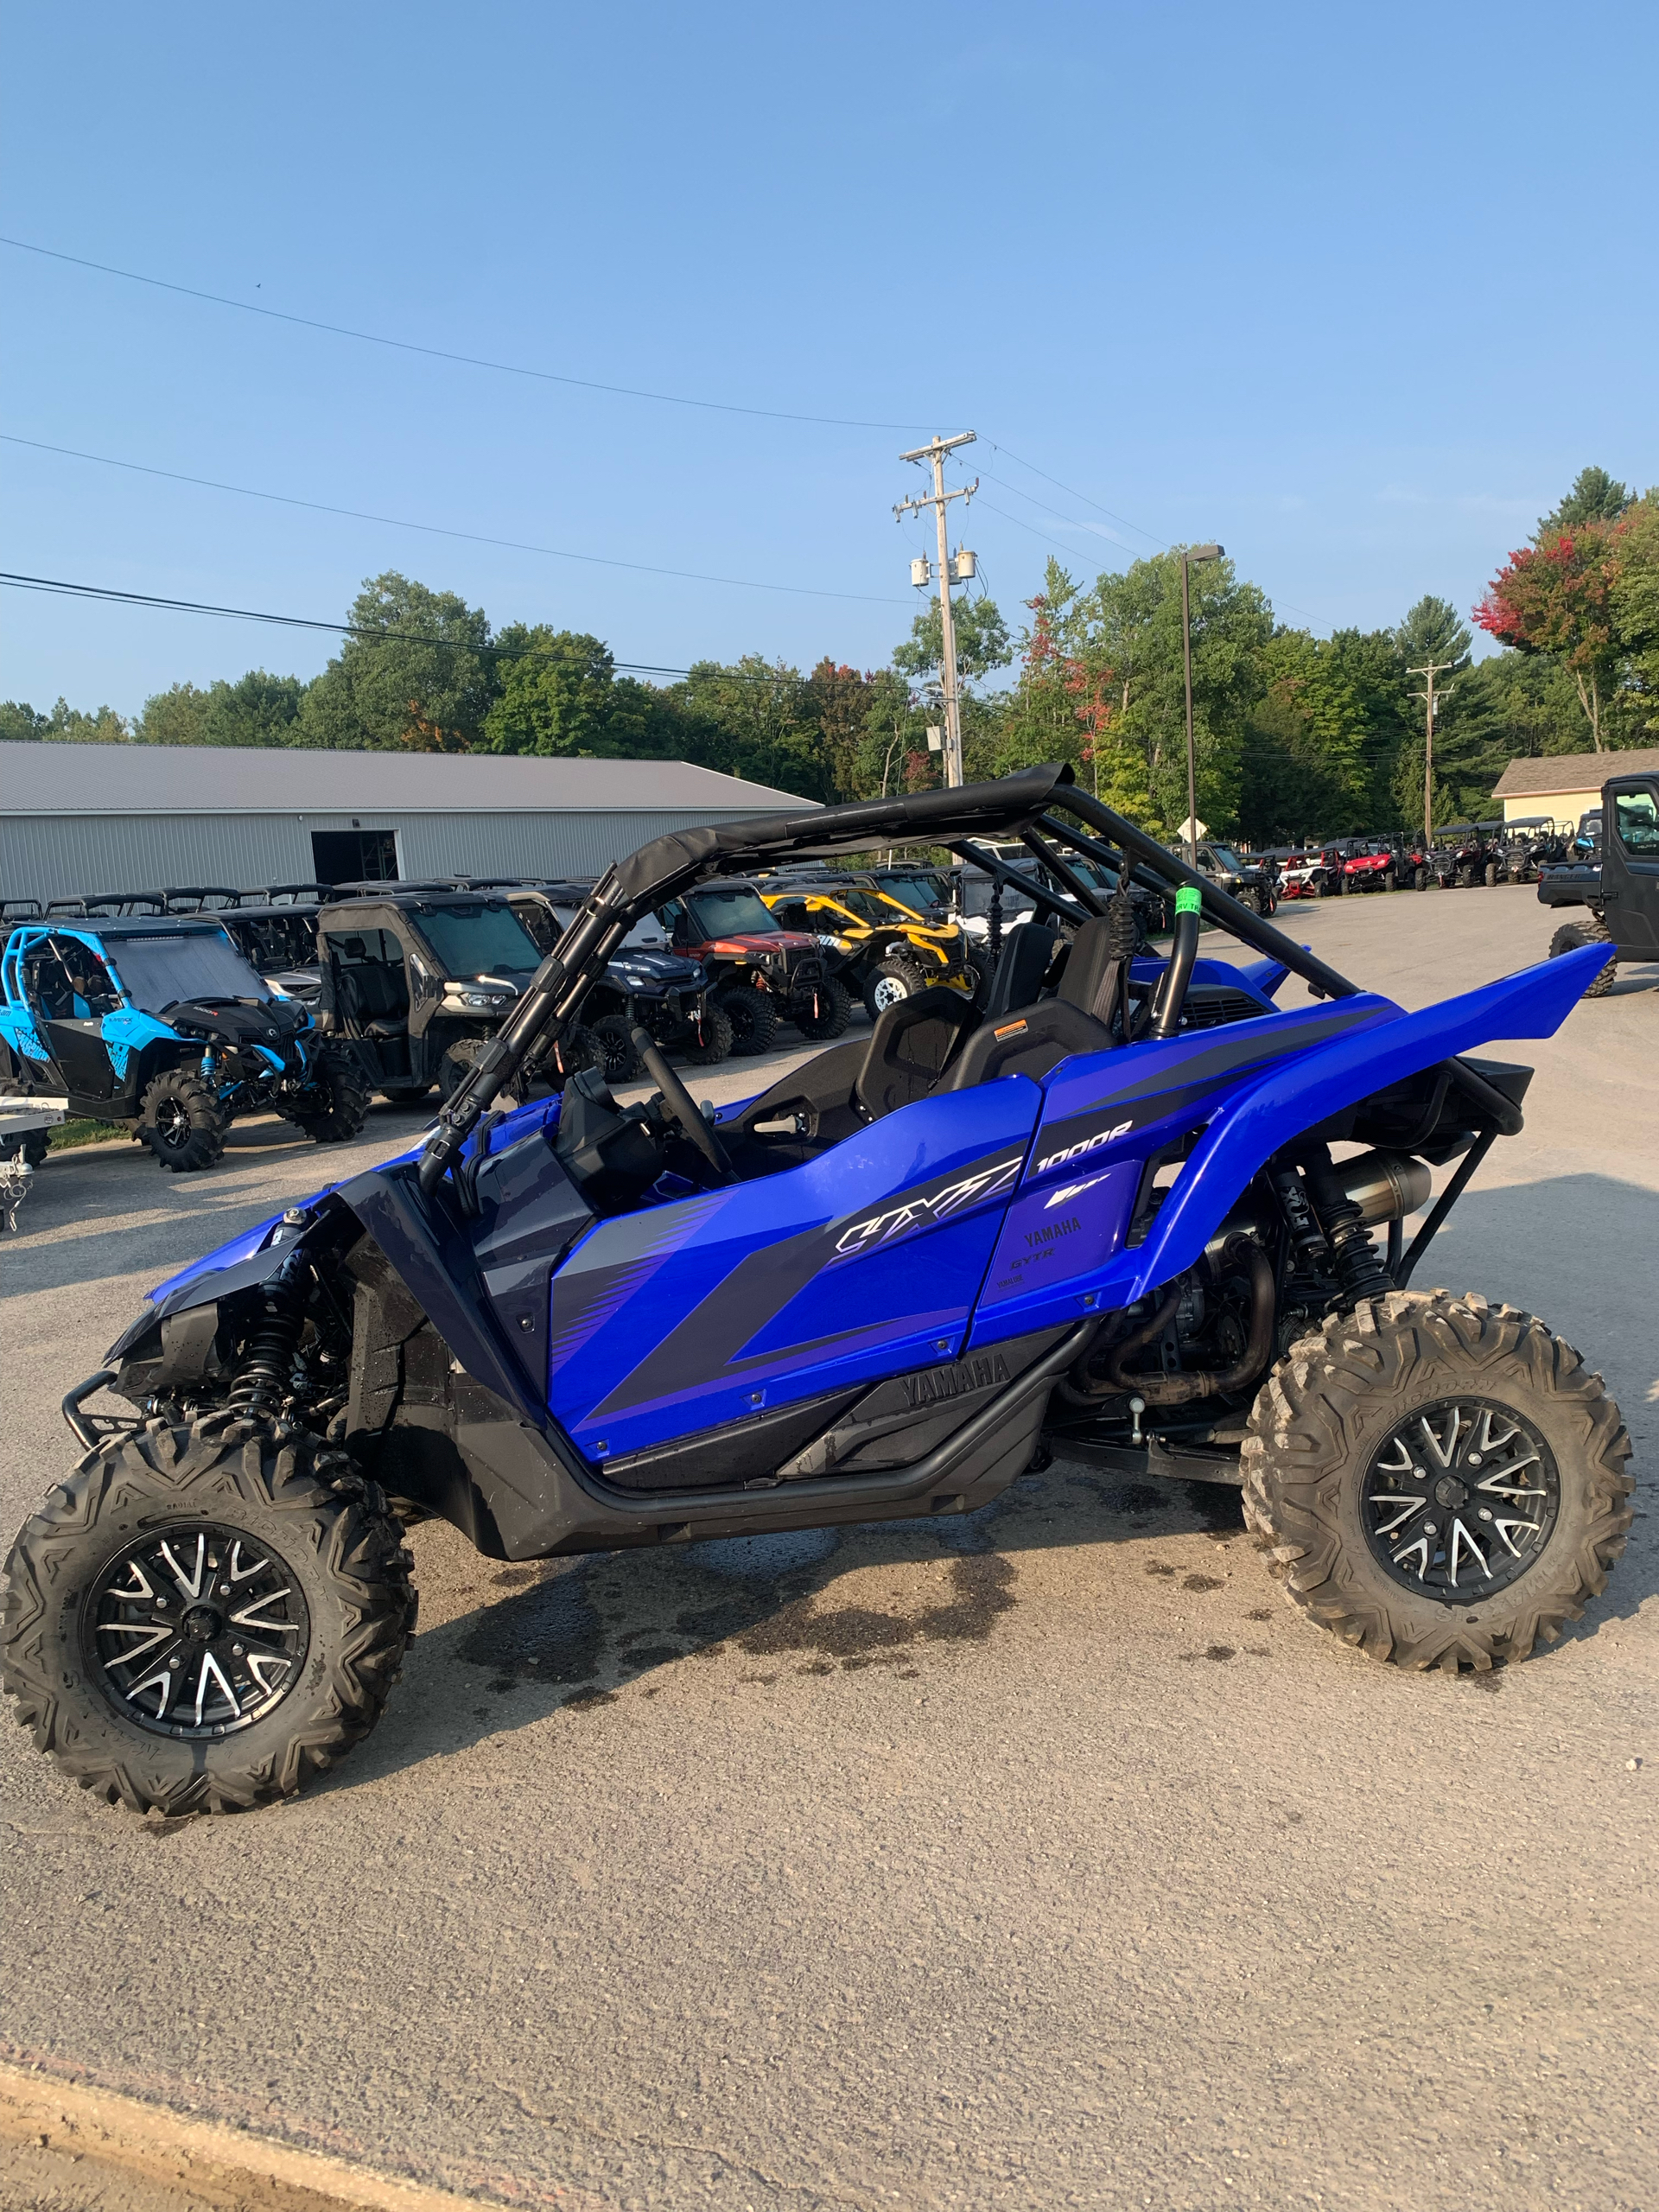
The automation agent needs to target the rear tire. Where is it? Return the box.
[719,988,779,1057]
[679,1004,734,1066]
[1549,919,1617,997]
[2,1414,414,1815]
[1484,860,1498,887]
[1414,867,1429,891]
[282,1043,370,1144]
[1241,1292,1632,1673]
[137,1068,225,1173]
[792,976,854,1041]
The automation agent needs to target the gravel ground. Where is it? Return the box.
[2,885,1655,2212]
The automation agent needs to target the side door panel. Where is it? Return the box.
[548,1077,1043,1464]
[1606,779,1659,957]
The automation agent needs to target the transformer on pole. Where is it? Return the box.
[894,431,977,787]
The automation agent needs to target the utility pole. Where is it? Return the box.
[1179,544,1223,863]
[1407,658,1456,851]
[895,431,977,787]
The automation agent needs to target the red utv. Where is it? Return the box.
[657,878,841,1055]
[1339,839,1402,894]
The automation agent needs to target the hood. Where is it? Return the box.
[166,996,309,1044]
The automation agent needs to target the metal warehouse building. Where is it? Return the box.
[0,741,814,905]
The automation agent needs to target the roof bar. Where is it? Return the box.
[1048,790,1362,1001]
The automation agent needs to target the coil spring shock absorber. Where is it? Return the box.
[1298,1143,1394,1306]
[227,1253,308,1420]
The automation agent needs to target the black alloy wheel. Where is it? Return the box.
[1362,1399,1560,1603]
[89,1521,310,1738]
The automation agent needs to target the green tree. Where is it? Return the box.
[1536,466,1632,537]
[137,671,308,747]
[664,657,828,800]
[483,629,661,758]
[998,552,1271,834]
[892,595,1013,685]
[1475,524,1625,747]
[297,573,494,752]
[17,694,131,747]
[0,701,52,741]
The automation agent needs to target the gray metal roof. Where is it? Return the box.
[0,741,816,817]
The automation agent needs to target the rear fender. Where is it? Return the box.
[966,946,1604,1345]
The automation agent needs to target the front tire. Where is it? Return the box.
[137,1067,225,1173]
[282,1043,370,1144]
[1241,1292,1632,1673]
[679,1004,734,1066]
[862,957,926,1020]
[590,1013,642,1084]
[1549,919,1617,997]
[2,1414,414,1815]
[719,987,779,1057]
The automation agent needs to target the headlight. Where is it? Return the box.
[458,989,507,1008]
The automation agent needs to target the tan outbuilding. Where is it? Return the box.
[1489,746,1659,831]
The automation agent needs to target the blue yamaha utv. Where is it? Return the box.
[0,915,369,1171]
[2,767,1632,1815]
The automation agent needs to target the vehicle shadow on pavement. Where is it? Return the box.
[345,1354,1653,1804]
[338,1465,1260,1796]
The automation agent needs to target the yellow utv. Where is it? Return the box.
[760,873,984,1020]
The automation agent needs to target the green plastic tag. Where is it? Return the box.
[1174,886,1202,915]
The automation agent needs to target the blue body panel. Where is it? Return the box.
[547,1077,1041,1461]
[967,947,1604,1348]
[133,947,1605,1478]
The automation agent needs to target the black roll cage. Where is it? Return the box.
[416,764,1369,1193]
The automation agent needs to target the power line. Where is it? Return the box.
[986,441,1169,549]
[0,570,832,683]
[0,433,910,607]
[0,235,934,433]
[977,469,1143,557]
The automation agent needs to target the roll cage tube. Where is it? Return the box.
[416,764,1367,1191]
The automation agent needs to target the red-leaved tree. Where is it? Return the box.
[1474,521,1628,748]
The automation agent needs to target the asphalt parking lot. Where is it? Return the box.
[2,886,1655,2212]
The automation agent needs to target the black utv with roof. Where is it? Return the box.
[1540,769,1659,997]
[495,881,728,1082]
[314,886,588,1105]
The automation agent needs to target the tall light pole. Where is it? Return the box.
[895,431,977,787]
[1179,543,1224,863]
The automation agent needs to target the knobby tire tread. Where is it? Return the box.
[3,1414,413,1815]
[1240,1291,1632,1672]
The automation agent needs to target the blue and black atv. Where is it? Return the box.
[1,767,1633,1814]
[0,914,369,1172]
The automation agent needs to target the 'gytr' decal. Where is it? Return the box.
[830,1151,1025,1263]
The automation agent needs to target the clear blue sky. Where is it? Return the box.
[3,0,1654,717]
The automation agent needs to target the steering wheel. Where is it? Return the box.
[628,1025,736,1185]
